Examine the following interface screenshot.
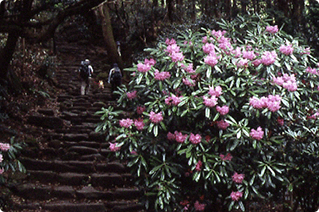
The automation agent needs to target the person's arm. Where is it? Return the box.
[108,69,113,83]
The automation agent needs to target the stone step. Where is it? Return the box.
[14,184,141,201]
[10,200,144,212]
[20,158,128,173]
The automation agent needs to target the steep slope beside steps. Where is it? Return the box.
[10,42,144,212]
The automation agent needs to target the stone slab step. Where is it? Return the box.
[21,158,128,173]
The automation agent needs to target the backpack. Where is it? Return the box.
[80,64,90,79]
[112,67,122,82]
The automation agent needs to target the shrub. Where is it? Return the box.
[96,14,319,211]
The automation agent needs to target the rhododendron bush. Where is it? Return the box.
[96,15,319,211]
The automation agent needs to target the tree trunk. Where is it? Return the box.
[190,0,196,21]
[0,32,20,80]
[94,3,123,68]
[224,0,231,20]
[153,0,158,7]
[167,0,174,22]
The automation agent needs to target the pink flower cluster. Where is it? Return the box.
[165,95,182,106]
[273,73,297,92]
[136,105,146,114]
[232,172,245,183]
[194,200,206,211]
[109,142,121,152]
[220,153,232,161]
[308,111,319,120]
[165,38,185,62]
[237,58,249,68]
[212,30,232,50]
[261,50,277,65]
[306,67,319,75]
[189,133,202,144]
[0,143,10,151]
[154,69,171,81]
[203,95,218,107]
[182,63,198,79]
[119,118,133,128]
[182,78,196,87]
[279,44,294,55]
[208,85,222,97]
[216,105,229,115]
[127,90,137,100]
[250,126,264,140]
[0,154,3,163]
[230,191,243,201]
[167,131,202,144]
[266,25,278,34]
[249,94,282,112]
[242,49,257,60]
[149,111,163,123]
[137,58,155,73]
[204,53,220,67]
[195,160,202,171]
[134,118,145,130]
[216,120,229,130]
[203,85,223,108]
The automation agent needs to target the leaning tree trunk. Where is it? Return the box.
[0,32,20,81]
[94,3,123,68]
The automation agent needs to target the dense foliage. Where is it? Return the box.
[96,14,319,211]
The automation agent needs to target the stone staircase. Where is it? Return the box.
[10,42,144,212]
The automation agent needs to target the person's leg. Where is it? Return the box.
[81,80,86,95]
[85,78,91,95]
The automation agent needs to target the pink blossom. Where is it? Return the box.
[175,131,187,143]
[220,153,232,161]
[237,58,249,68]
[119,118,133,128]
[212,29,226,38]
[203,96,218,107]
[149,111,163,123]
[216,120,229,130]
[0,154,3,163]
[277,117,284,126]
[250,95,281,112]
[194,200,206,211]
[208,85,222,97]
[0,143,10,151]
[230,191,243,201]
[306,67,318,75]
[109,143,121,152]
[134,118,145,130]
[170,51,185,62]
[252,59,262,67]
[154,69,171,80]
[0,167,4,175]
[127,90,137,100]
[167,132,175,141]
[203,43,215,54]
[261,50,277,65]
[301,47,311,55]
[231,47,242,58]
[195,160,202,171]
[144,58,156,66]
[189,133,202,144]
[204,54,219,67]
[166,44,180,54]
[250,126,264,140]
[165,38,176,45]
[279,44,294,55]
[183,78,196,87]
[218,36,232,50]
[137,62,151,73]
[242,50,256,60]
[232,172,245,183]
[166,95,182,106]
[266,25,278,34]
[216,105,229,115]
[136,106,146,115]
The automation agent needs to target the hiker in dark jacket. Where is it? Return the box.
[78,59,94,95]
[108,63,122,94]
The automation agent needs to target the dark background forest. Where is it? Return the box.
[0,0,319,210]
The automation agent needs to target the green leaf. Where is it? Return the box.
[153,125,158,137]
[205,107,210,118]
